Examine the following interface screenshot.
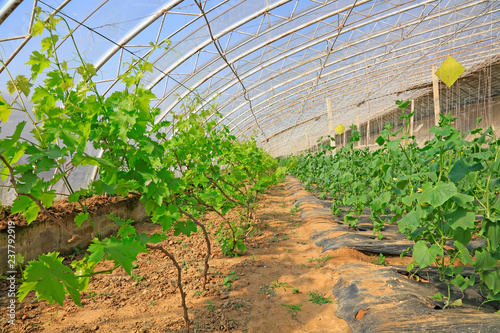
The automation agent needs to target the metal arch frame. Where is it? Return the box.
[231,28,500,137]
[95,0,232,97]
[157,0,434,115]
[149,0,343,122]
[0,0,71,74]
[217,1,497,133]
[249,43,500,150]
[233,39,500,144]
[220,0,495,130]
[0,0,498,155]
[220,1,487,130]
[93,0,184,72]
[155,0,483,133]
[0,0,24,25]
[235,38,500,140]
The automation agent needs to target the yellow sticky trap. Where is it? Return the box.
[435,56,465,87]
[335,123,345,135]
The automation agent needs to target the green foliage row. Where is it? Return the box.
[285,100,500,307]
[0,9,284,318]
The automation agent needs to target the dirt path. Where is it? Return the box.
[1,180,381,333]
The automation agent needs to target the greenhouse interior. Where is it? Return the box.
[0,0,500,332]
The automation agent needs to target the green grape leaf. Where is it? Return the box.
[25,203,41,224]
[136,232,164,245]
[17,172,39,193]
[88,237,145,275]
[74,212,89,227]
[0,96,12,123]
[11,195,32,214]
[413,240,442,268]
[117,224,137,238]
[41,191,56,208]
[26,51,51,79]
[174,221,197,236]
[17,281,38,303]
[7,75,33,96]
[30,20,44,36]
[19,252,81,306]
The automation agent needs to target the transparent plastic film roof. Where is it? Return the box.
[1,1,500,163]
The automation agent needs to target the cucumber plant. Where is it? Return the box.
[286,100,500,305]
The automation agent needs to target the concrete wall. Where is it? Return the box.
[0,197,147,275]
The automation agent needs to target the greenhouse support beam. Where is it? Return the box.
[93,0,183,72]
[356,113,360,147]
[194,0,451,128]
[410,100,415,137]
[305,129,309,149]
[327,98,335,150]
[432,65,441,126]
[366,120,370,147]
[0,0,23,25]
[237,39,499,138]
[0,0,70,74]
[229,18,499,134]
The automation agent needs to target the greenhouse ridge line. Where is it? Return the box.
[37,0,214,114]
[193,0,267,140]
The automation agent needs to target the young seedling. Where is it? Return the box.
[432,292,463,309]
[307,255,332,268]
[271,280,292,292]
[308,291,334,305]
[223,271,239,289]
[288,203,301,215]
[372,253,387,266]
[281,303,302,317]
[292,287,300,294]
[206,301,215,312]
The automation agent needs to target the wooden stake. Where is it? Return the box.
[410,100,414,137]
[356,113,360,147]
[326,98,335,149]
[432,65,441,126]
[366,120,370,147]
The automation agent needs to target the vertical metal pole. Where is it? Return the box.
[327,98,335,151]
[410,100,415,138]
[305,129,309,150]
[366,120,370,147]
[356,112,360,147]
[432,65,441,127]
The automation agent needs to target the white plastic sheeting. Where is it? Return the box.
[0,0,499,175]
